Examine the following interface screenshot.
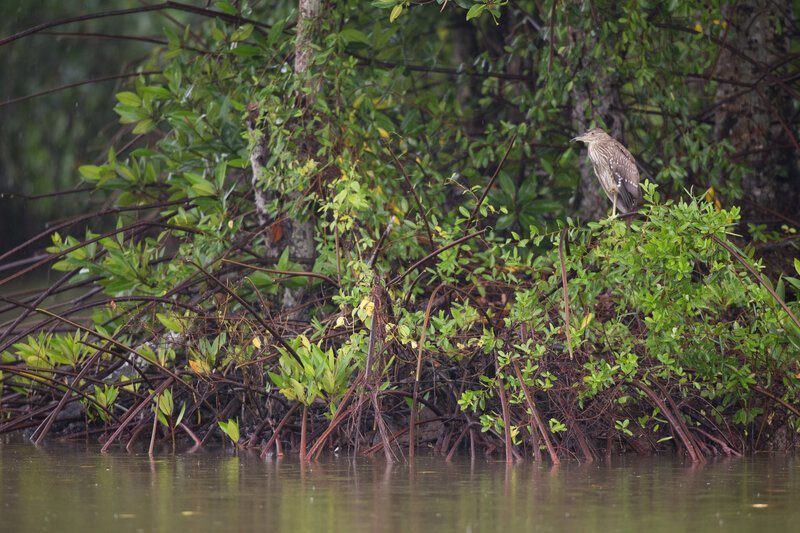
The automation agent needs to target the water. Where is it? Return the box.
[0,443,796,532]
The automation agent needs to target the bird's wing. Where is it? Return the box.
[609,143,641,210]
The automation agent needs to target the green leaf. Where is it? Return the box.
[466,4,485,20]
[266,19,285,46]
[498,173,516,199]
[277,247,291,270]
[526,200,563,215]
[132,119,155,135]
[218,419,240,443]
[211,25,226,42]
[115,91,140,107]
[389,4,403,23]
[340,28,370,46]
[141,86,172,100]
[158,389,173,416]
[214,1,237,15]
[115,105,148,124]
[175,402,186,427]
[230,24,254,42]
[157,313,184,333]
[214,161,228,189]
[192,179,216,197]
[231,44,262,57]
[79,165,102,181]
[518,176,538,203]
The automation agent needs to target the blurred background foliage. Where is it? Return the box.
[1,1,169,254]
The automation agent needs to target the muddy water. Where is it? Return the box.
[0,444,796,532]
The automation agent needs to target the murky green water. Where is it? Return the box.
[0,444,796,532]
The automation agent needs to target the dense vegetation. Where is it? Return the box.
[1,0,798,461]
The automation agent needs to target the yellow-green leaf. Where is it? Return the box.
[115,91,140,107]
[389,4,403,23]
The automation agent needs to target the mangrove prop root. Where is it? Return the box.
[101,378,173,453]
[512,360,560,464]
[496,372,513,464]
[410,284,444,459]
[261,403,299,458]
[633,380,705,462]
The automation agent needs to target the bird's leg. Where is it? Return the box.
[611,190,618,218]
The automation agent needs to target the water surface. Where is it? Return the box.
[0,444,796,532]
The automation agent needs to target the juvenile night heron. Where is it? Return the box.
[572,128,642,217]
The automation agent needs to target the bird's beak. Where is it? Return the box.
[570,134,585,143]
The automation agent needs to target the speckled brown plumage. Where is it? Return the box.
[572,128,642,216]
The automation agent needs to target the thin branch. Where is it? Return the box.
[0,1,270,48]
[710,234,800,331]
[0,71,162,108]
[558,227,575,360]
[381,141,436,251]
[221,258,339,287]
[466,132,518,230]
[389,229,486,287]
[351,53,532,82]
[188,260,303,364]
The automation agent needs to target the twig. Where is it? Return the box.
[558,228,575,360]
[368,217,396,268]
[188,260,303,364]
[148,397,160,456]
[466,133,518,230]
[389,229,486,287]
[221,258,339,287]
[710,234,800,331]
[0,71,161,108]
[381,141,435,250]
[753,385,800,418]
[0,1,270,47]
[307,375,363,459]
[409,283,444,458]
[178,422,203,447]
[350,53,532,82]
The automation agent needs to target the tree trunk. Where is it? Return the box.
[713,0,798,214]
[567,15,626,221]
[281,0,323,320]
[248,1,323,321]
[295,0,322,76]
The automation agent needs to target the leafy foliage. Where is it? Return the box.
[460,190,799,444]
[1,0,797,457]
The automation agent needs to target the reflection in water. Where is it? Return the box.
[0,443,796,532]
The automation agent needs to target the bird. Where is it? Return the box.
[571,127,642,217]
